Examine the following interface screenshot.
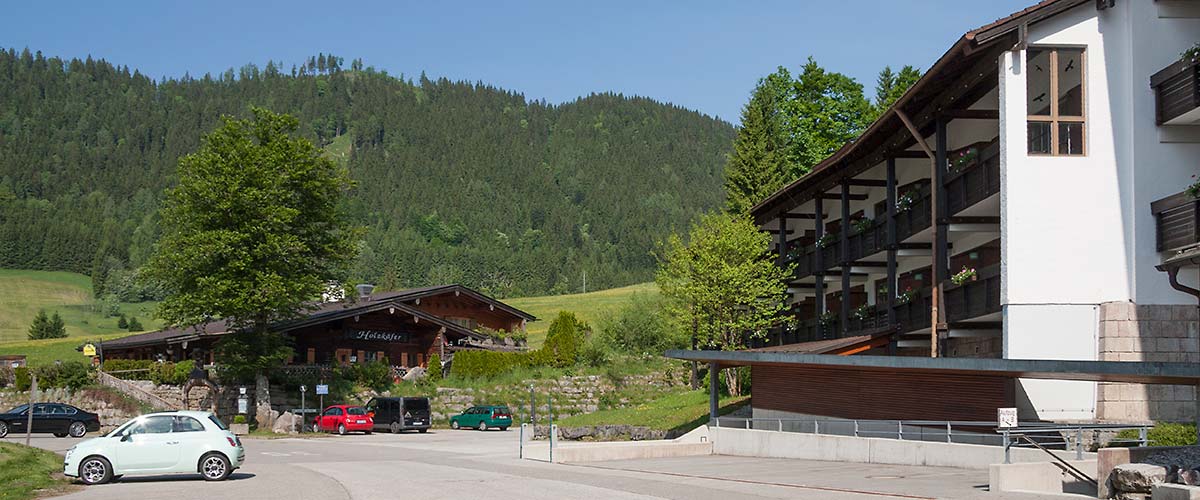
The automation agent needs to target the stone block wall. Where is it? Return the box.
[1097,301,1199,422]
[0,387,144,433]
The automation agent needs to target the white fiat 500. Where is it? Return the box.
[64,410,245,485]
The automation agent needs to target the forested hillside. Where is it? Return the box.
[0,49,733,298]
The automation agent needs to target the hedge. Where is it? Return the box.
[450,311,587,379]
[101,359,194,385]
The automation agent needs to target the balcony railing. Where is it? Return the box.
[846,221,887,262]
[1151,190,1200,252]
[946,140,1000,215]
[944,264,1002,323]
[1151,57,1200,126]
[894,186,933,242]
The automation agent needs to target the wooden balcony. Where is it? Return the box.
[846,220,886,261]
[943,264,1001,323]
[894,186,932,242]
[945,140,1000,215]
[1151,58,1200,125]
[1152,190,1200,252]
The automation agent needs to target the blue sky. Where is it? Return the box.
[3,0,1034,123]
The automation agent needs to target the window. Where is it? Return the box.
[130,416,175,434]
[1027,47,1086,155]
[173,416,205,432]
[324,407,343,416]
[208,415,229,431]
[347,407,367,416]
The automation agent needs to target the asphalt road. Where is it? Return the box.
[19,430,1078,500]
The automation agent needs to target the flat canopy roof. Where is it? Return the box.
[665,350,1200,385]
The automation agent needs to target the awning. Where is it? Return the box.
[665,350,1200,385]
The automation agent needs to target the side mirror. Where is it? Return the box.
[120,433,132,442]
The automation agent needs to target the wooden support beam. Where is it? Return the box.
[946,321,1002,330]
[941,109,1000,120]
[840,181,852,339]
[844,261,888,268]
[813,196,825,337]
[886,157,898,355]
[846,179,888,187]
[818,193,869,201]
[896,109,935,159]
[932,118,949,358]
[948,216,1001,225]
[891,150,932,159]
[783,213,824,220]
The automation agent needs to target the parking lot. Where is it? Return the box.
[24,430,1077,500]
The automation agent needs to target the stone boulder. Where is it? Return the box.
[272,411,301,434]
[1113,463,1168,494]
[402,367,426,382]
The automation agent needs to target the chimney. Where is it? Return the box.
[355,284,376,300]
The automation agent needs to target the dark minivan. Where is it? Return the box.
[364,397,430,433]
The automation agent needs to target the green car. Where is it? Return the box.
[449,405,512,431]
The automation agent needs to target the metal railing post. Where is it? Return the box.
[898,420,903,440]
[1003,430,1011,464]
[745,418,750,430]
[778,419,783,433]
[1075,428,1083,460]
[1139,427,1148,447]
[946,422,953,443]
[814,420,819,435]
[854,420,860,438]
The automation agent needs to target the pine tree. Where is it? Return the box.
[49,312,66,338]
[869,65,922,121]
[27,310,50,340]
[126,316,143,331]
[724,78,789,214]
[117,313,128,329]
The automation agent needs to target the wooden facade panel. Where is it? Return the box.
[290,309,442,368]
[751,364,1013,421]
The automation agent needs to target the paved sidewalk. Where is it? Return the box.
[26,430,1088,500]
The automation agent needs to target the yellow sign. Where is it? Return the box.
[82,344,96,357]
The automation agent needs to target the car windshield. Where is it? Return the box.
[6,404,28,415]
[208,415,228,431]
[347,407,367,416]
[494,407,510,415]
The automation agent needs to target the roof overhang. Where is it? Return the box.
[665,350,1200,385]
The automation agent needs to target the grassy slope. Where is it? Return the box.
[507,282,658,348]
[0,270,163,364]
[557,390,748,431]
[0,442,76,500]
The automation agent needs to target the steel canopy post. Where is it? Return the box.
[709,362,719,426]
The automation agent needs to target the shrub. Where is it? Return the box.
[0,365,12,388]
[578,336,611,367]
[1114,422,1197,447]
[450,350,534,379]
[337,360,392,392]
[542,311,587,367]
[32,362,93,390]
[599,295,684,356]
[101,359,193,385]
[427,354,443,381]
[233,415,247,424]
[15,367,31,391]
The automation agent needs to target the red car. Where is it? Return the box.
[311,405,373,435]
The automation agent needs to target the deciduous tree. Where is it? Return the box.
[655,212,792,396]
[146,107,361,394]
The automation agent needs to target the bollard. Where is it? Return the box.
[549,424,557,464]
[1002,430,1011,464]
[1075,428,1083,460]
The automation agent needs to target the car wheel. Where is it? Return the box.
[450,420,460,430]
[0,421,7,438]
[79,456,113,485]
[478,421,488,431]
[500,427,508,431]
[69,421,87,438]
[364,431,372,435]
[418,429,428,434]
[337,423,346,435]
[53,432,67,438]
[199,452,231,481]
[390,421,401,434]
[312,423,321,433]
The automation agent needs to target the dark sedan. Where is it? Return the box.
[0,403,101,438]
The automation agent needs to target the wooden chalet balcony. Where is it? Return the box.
[845,220,887,262]
[943,264,1001,323]
[1152,190,1200,252]
[1151,57,1200,125]
[894,185,932,242]
[784,244,817,279]
[945,139,1000,215]
[891,288,932,334]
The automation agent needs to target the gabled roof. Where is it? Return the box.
[371,284,537,321]
[750,0,1091,222]
[100,283,530,350]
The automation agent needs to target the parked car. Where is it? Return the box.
[63,410,245,485]
[449,405,512,431]
[364,397,431,433]
[0,403,101,439]
[311,405,373,435]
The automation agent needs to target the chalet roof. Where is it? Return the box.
[749,0,1090,222]
[748,334,882,355]
[100,284,532,350]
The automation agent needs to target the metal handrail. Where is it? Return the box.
[714,416,1151,461]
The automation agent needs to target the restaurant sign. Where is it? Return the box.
[345,329,410,343]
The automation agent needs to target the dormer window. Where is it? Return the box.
[1027,47,1086,156]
